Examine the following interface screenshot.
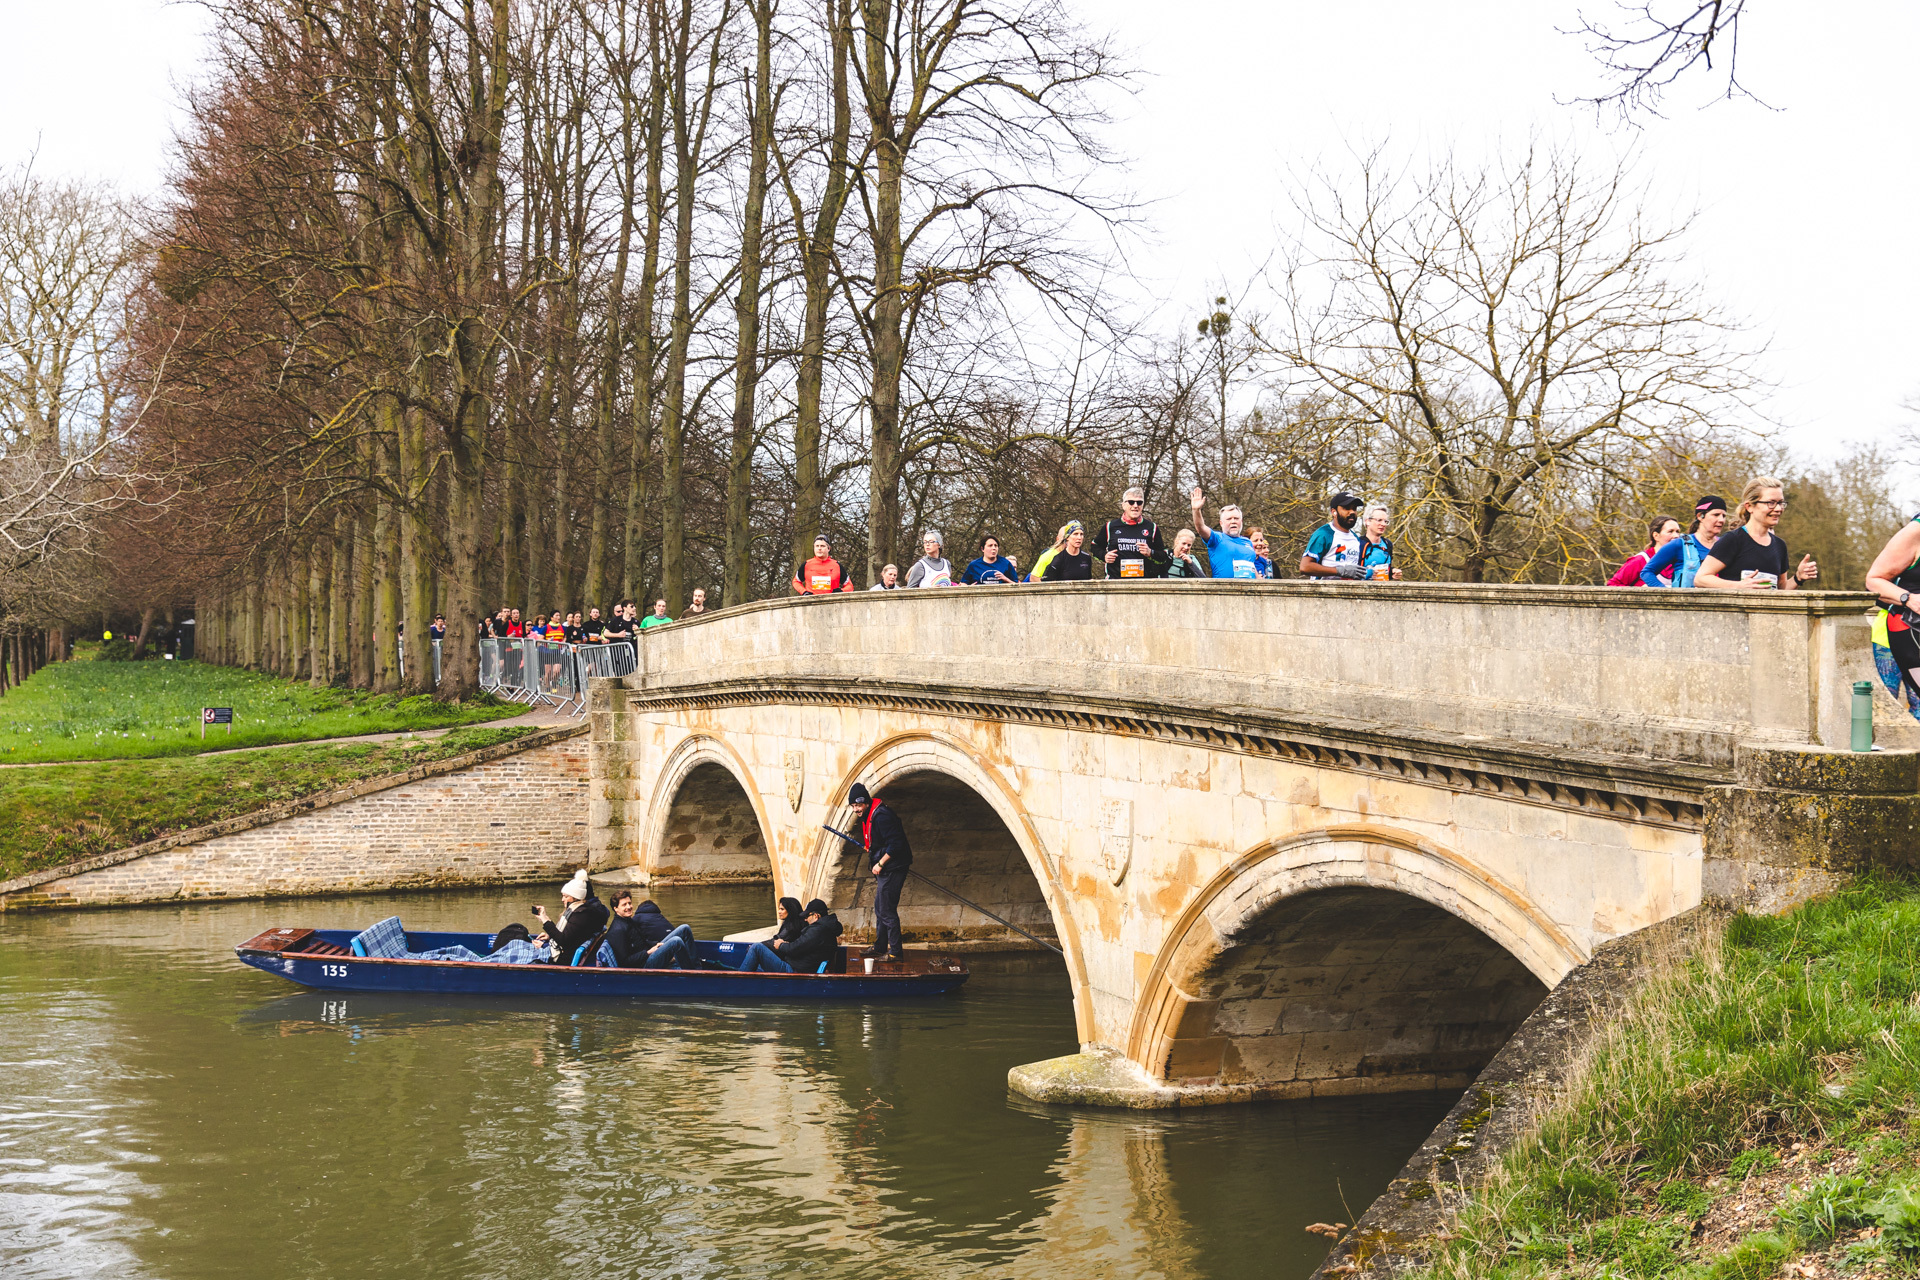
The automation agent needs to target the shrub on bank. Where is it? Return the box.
[1418,876,1920,1279]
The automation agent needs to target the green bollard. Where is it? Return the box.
[1852,680,1875,752]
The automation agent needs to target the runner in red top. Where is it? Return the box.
[792,534,854,594]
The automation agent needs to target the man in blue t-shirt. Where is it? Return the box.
[1301,493,1365,579]
[1189,486,1260,579]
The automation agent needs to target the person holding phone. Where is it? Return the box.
[530,870,608,964]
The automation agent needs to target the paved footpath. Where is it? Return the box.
[0,708,575,769]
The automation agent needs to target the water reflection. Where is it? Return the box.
[0,885,1451,1279]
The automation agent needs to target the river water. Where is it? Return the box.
[1,884,1452,1279]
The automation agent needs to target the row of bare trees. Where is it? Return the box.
[5,2,1903,699]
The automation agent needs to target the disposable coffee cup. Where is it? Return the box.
[864,958,874,973]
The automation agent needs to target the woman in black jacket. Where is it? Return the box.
[532,870,609,964]
[735,900,843,972]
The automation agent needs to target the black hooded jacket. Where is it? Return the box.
[863,801,913,874]
[783,902,845,971]
[630,900,674,947]
[769,897,807,950]
[540,892,609,964]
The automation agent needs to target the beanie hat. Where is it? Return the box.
[849,782,871,805]
[561,869,589,900]
[804,899,829,917]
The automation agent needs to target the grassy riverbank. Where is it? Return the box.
[0,726,533,881]
[1417,877,1920,1280]
[0,654,514,763]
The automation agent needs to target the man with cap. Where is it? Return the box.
[1301,493,1366,579]
[1639,495,1729,589]
[792,534,855,594]
[849,782,913,961]
[531,869,609,964]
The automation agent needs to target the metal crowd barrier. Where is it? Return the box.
[477,638,637,716]
[397,637,446,686]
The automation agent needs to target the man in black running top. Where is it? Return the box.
[1090,487,1169,579]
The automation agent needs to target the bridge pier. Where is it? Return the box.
[585,583,1915,1107]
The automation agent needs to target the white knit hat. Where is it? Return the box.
[561,869,590,900]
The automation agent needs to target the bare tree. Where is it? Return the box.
[0,166,169,579]
[1567,1,1762,119]
[1269,144,1764,581]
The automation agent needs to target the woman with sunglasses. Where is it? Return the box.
[1694,477,1818,591]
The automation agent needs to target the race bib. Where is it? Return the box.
[1232,559,1257,579]
[810,574,833,591]
[1740,570,1779,589]
[1120,560,1144,578]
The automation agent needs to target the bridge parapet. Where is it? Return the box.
[612,583,1905,768]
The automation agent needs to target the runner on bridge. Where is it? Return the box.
[849,782,912,962]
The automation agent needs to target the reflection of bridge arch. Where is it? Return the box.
[640,734,776,886]
[1128,827,1581,1097]
[804,731,1094,1044]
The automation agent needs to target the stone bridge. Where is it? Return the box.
[586,583,1916,1105]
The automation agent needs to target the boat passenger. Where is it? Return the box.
[532,870,609,965]
[604,890,651,966]
[734,899,842,973]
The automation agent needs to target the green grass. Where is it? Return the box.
[0,652,515,763]
[0,726,534,881]
[1417,876,1920,1279]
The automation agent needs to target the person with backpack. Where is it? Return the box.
[1640,495,1728,588]
[1358,507,1403,580]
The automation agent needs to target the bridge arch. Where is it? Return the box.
[1127,826,1583,1098]
[804,731,1094,1043]
[639,735,776,886]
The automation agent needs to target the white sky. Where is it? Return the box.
[3,0,1913,485]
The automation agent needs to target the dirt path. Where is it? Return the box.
[0,707,576,769]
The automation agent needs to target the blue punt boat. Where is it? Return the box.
[235,927,970,998]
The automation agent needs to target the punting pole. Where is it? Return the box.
[821,824,1064,958]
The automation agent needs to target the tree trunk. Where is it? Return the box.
[861,0,906,582]
[786,0,853,573]
[726,0,775,608]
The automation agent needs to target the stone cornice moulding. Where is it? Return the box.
[603,679,1710,831]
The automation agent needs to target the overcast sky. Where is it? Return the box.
[3,0,1912,492]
